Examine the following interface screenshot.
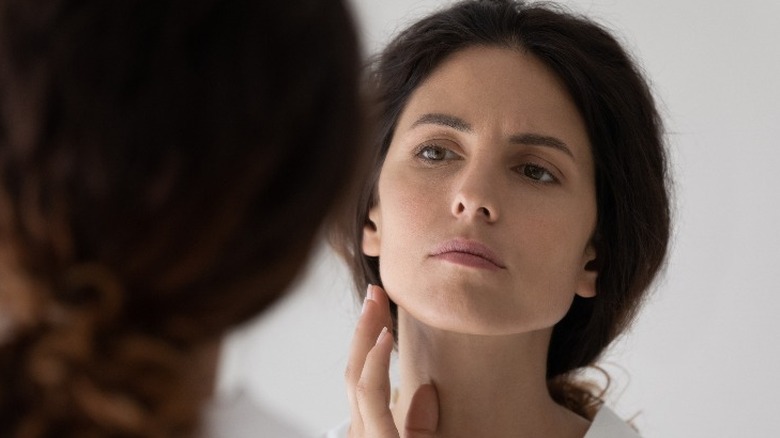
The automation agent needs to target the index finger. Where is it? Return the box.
[369,285,394,334]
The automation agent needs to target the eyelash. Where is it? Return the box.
[414,144,459,163]
[413,144,559,184]
[516,163,558,184]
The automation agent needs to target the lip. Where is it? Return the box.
[430,238,506,270]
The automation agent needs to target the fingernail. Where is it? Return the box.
[375,326,389,345]
[361,285,374,315]
[366,284,374,301]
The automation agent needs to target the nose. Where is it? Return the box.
[451,164,499,223]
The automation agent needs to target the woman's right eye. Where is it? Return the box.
[415,144,458,162]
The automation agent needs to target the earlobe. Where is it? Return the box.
[576,270,598,298]
[361,205,381,257]
[576,245,598,298]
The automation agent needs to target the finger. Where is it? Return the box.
[370,285,395,335]
[345,286,385,434]
[404,383,439,438]
[346,285,391,391]
[356,326,399,437]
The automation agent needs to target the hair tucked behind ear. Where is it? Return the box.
[331,0,670,420]
[0,0,363,435]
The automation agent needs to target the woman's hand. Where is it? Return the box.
[345,284,439,437]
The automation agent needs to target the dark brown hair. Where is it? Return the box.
[331,0,670,419]
[0,0,362,435]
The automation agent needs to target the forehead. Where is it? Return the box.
[395,45,590,159]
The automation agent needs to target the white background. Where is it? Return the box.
[217,1,780,436]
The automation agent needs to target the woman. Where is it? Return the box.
[331,0,670,437]
[0,0,362,436]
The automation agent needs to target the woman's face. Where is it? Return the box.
[363,46,598,335]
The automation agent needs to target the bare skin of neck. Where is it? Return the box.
[390,310,590,438]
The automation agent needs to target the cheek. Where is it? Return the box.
[514,190,595,258]
[377,171,445,249]
[505,201,594,295]
[374,173,444,306]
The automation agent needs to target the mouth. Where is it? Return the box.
[430,238,506,270]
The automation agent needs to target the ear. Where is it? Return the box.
[575,243,598,298]
[361,203,381,257]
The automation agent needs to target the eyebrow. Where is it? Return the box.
[509,133,574,159]
[411,113,472,132]
[410,112,575,160]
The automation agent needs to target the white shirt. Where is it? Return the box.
[323,406,641,438]
[200,391,307,438]
[584,407,641,438]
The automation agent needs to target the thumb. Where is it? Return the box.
[403,383,439,437]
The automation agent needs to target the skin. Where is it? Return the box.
[349,46,599,437]
[346,286,439,438]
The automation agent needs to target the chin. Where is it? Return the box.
[396,298,533,336]
[392,291,571,337]
[383,270,574,336]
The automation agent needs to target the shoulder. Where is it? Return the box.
[199,391,308,438]
[584,406,642,438]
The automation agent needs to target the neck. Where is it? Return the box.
[391,309,589,438]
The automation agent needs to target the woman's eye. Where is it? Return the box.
[416,145,457,162]
[521,164,557,183]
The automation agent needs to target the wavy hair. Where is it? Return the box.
[0,0,362,435]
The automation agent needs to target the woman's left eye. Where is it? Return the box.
[519,164,557,183]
